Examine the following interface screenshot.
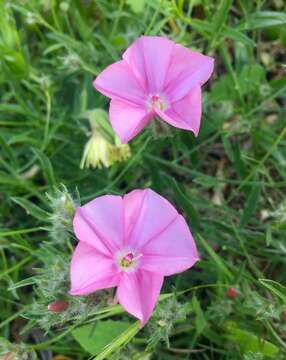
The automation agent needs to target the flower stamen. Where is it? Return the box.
[147,94,168,111]
[116,249,142,272]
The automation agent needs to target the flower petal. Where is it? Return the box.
[123,189,178,250]
[140,215,199,276]
[109,99,152,144]
[123,36,174,93]
[93,60,146,105]
[117,270,163,326]
[156,86,202,136]
[164,44,214,102]
[73,195,124,255]
[69,242,120,295]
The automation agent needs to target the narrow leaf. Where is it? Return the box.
[166,177,200,231]
[32,148,56,187]
[212,0,232,33]
[72,320,138,358]
[12,197,50,222]
[192,295,207,335]
[239,184,261,227]
[225,321,279,356]
[198,234,233,280]
[259,279,286,303]
[94,321,140,360]
[239,11,286,30]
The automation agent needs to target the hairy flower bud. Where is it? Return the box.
[48,300,69,313]
[2,353,15,360]
[80,132,113,169]
[226,287,238,299]
[80,109,131,169]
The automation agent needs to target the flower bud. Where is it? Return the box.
[48,300,69,313]
[157,319,167,327]
[2,353,15,360]
[226,287,238,299]
[109,141,131,163]
[60,2,69,12]
[80,132,113,169]
[80,109,132,170]
[59,193,76,218]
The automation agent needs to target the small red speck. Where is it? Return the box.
[151,95,160,102]
[226,287,238,299]
[48,300,69,313]
[123,252,134,262]
[2,353,15,360]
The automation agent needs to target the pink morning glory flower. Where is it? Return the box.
[69,189,199,326]
[93,36,214,143]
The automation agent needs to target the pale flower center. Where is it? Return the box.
[147,94,168,111]
[116,249,142,272]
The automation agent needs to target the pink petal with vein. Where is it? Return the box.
[156,86,202,136]
[93,60,146,105]
[73,195,124,254]
[109,99,152,144]
[140,215,199,275]
[123,189,178,250]
[165,44,214,102]
[117,270,163,326]
[69,242,120,295]
[123,36,174,93]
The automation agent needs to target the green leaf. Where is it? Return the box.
[94,321,141,360]
[0,134,18,168]
[12,197,50,222]
[126,0,146,13]
[266,225,272,246]
[0,336,13,355]
[192,295,207,335]
[72,320,138,357]
[0,48,28,79]
[32,148,56,187]
[197,234,233,281]
[239,184,261,228]
[223,27,255,47]
[212,0,232,34]
[222,135,234,162]
[238,64,266,95]
[166,177,200,231]
[232,141,247,178]
[187,18,213,37]
[259,279,286,303]
[225,321,279,356]
[193,175,218,189]
[239,11,286,30]
[211,74,236,102]
[8,276,36,290]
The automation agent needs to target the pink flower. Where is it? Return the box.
[93,36,214,143]
[69,189,199,326]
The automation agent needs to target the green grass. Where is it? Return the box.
[1,0,286,359]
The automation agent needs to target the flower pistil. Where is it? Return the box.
[116,249,142,272]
